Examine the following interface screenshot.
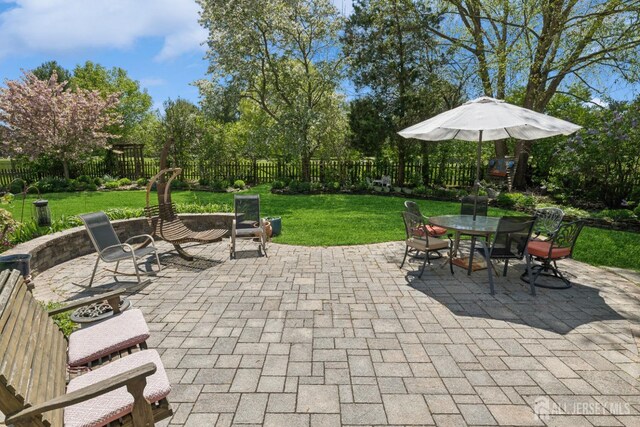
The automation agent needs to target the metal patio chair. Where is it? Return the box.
[476,216,537,295]
[522,220,584,289]
[457,195,490,273]
[400,211,453,278]
[80,212,162,286]
[533,207,564,240]
[230,194,267,259]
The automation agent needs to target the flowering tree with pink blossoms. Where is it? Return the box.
[0,71,122,178]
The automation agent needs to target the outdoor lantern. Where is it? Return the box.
[32,199,51,227]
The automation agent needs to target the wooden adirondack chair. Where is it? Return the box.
[0,270,173,426]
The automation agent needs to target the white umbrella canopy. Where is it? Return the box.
[398,96,582,141]
[398,96,582,219]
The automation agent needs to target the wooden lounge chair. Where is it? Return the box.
[80,211,162,287]
[145,168,227,261]
[0,270,172,426]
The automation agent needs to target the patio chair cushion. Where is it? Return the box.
[527,240,571,259]
[65,350,170,427]
[68,309,150,366]
[411,225,448,237]
[407,236,449,251]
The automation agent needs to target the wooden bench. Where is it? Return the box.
[0,270,172,426]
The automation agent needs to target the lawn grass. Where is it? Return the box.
[4,185,639,271]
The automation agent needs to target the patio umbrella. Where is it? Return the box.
[398,96,581,218]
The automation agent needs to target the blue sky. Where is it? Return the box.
[0,0,632,111]
[0,0,353,112]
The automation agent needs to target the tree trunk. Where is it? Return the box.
[157,137,173,204]
[494,140,508,158]
[512,140,532,189]
[62,160,70,180]
[397,139,406,187]
[421,142,430,186]
[301,154,311,182]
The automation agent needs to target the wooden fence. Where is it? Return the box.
[0,158,477,188]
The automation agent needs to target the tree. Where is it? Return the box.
[71,61,153,143]
[549,98,640,207]
[157,98,203,168]
[343,0,443,185]
[0,72,121,178]
[198,0,347,181]
[348,97,390,157]
[31,61,72,85]
[432,0,640,187]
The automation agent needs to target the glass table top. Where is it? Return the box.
[429,215,500,234]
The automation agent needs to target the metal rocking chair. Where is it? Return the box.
[230,194,267,259]
[80,212,162,286]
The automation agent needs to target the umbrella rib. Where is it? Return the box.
[504,127,514,139]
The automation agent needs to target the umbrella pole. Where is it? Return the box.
[473,131,483,220]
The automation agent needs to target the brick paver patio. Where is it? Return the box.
[33,240,640,426]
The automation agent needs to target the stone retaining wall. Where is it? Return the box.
[3,213,234,275]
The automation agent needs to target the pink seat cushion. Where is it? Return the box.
[65,350,171,427]
[411,225,448,238]
[527,240,572,259]
[68,308,150,366]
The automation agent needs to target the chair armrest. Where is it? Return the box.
[125,234,155,246]
[101,243,134,255]
[47,288,126,316]
[5,363,157,425]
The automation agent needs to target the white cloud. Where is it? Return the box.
[590,97,609,108]
[0,0,206,61]
[140,77,166,87]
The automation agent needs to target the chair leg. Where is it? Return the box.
[89,256,100,287]
[525,254,536,296]
[155,250,162,272]
[478,241,494,295]
[502,259,509,277]
[400,246,409,268]
[467,236,476,276]
[131,253,142,285]
[449,245,454,275]
[174,244,195,261]
[418,250,429,278]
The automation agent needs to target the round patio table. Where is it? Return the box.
[428,215,500,274]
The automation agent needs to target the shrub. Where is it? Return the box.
[176,202,232,213]
[593,208,637,222]
[496,192,536,210]
[43,302,76,337]
[271,180,286,190]
[310,182,323,192]
[104,181,119,190]
[414,185,426,195]
[211,180,229,191]
[76,175,93,184]
[36,177,68,193]
[136,178,148,187]
[198,177,210,186]
[102,174,116,183]
[329,181,341,192]
[635,204,640,218]
[93,177,103,186]
[172,179,188,190]
[103,207,145,220]
[9,178,25,194]
[117,178,132,187]
[288,180,311,193]
[233,179,246,189]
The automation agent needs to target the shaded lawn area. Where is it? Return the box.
[5,185,639,271]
